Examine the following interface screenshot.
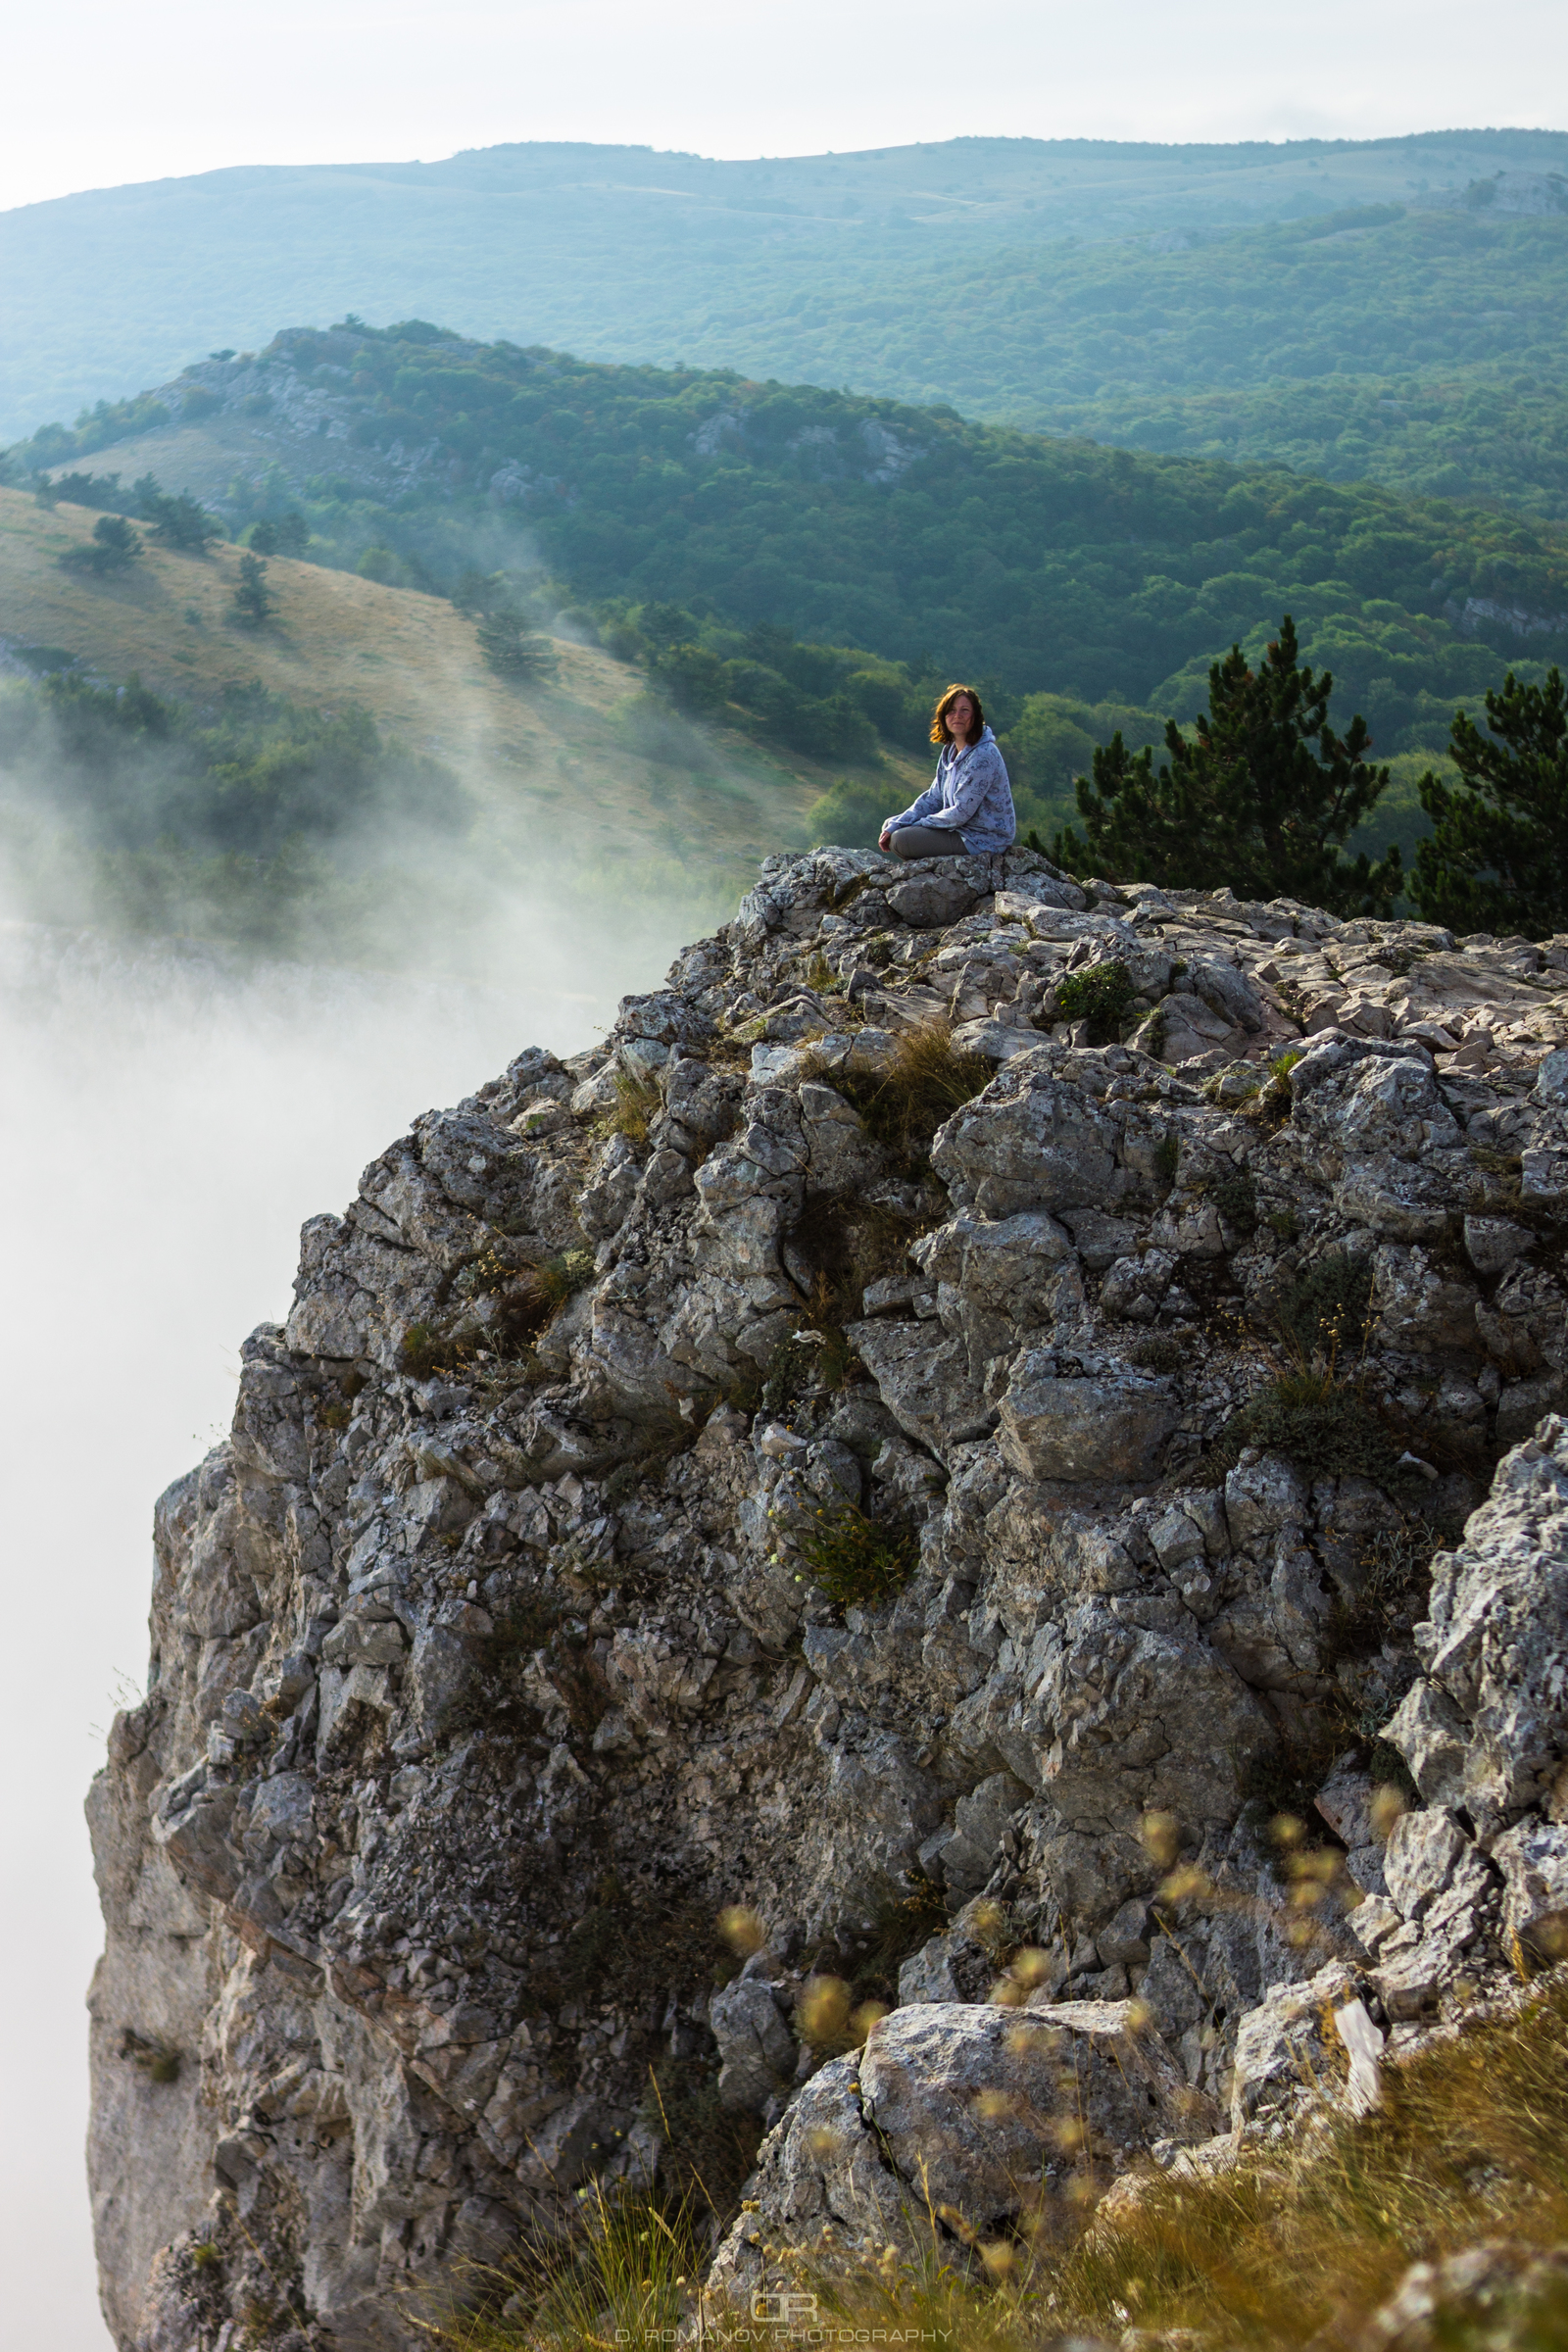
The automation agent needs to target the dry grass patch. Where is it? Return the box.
[1043,1973,1568,2349]
[829,1016,992,1169]
[597,1068,663,1146]
[415,1978,1568,2349]
[412,2185,702,2352]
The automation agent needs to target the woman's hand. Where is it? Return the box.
[878,825,894,851]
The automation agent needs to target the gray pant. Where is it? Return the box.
[889,823,968,859]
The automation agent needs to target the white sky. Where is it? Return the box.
[2,0,1565,214]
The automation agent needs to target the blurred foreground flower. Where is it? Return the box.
[1140,1810,1181,1868]
[717,1904,766,1957]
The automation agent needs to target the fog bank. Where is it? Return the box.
[0,912,646,2344]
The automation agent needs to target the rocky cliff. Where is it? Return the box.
[87,844,1568,2348]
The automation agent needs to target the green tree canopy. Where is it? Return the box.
[248,513,309,557]
[1411,667,1568,938]
[232,550,274,625]
[1051,615,1402,917]
[475,608,557,681]
[134,474,222,550]
[60,513,142,574]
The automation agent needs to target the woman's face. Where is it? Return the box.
[945,695,975,743]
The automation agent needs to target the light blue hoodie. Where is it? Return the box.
[886,723,1016,855]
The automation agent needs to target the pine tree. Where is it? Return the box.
[1411,667,1568,939]
[232,551,274,627]
[135,475,222,551]
[60,514,143,575]
[475,609,557,682]
[1052,615,1401,917]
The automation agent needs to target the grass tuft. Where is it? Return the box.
[1275,1249,1374,1359]
[1247,1045,1307,1125]
[793,1497,919,1610]
[1206,1367,1406,1487]
[598,1068,662,1147]
[121,2028,180,2084]
[828,1017,991,1170]
[413,2183,702,2352]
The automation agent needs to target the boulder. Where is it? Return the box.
[1229,1960,1378,2131]
[1489,1818,1568,1959]
[710,1976,796,2113]
[708,1999,1210,2305]
[925,1769,1031,1895]
[887,869,980,928]
[999,1359,1177,1484]
[860,2000,1213,2211]
[931,1062,1116,1219]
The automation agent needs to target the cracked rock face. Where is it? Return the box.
[87,846,1568,2344]
[707,1995,1214,2307]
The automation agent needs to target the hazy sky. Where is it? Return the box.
[4,0,1566,213]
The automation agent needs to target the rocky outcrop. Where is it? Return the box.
[87,845,1568,2345]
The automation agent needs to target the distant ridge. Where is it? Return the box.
[4,127,1566,441]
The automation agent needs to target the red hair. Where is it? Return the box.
[929,682,985,748]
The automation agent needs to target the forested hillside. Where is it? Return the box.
[3,128,1564,466]
[683,200,1568,521]
[12,320,1563,780]
[0,485,872,956]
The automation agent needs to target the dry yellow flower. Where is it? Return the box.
[716,1903,766,1957]
[1370,1784,1407,1841]
[850,1999,890,2046]
[1140,1809,1182,1867]
[969,1897,1008,1949]
[1159,1865,1214,1903]
[1009,1944,1054,1987]
[798,1975,853,2045]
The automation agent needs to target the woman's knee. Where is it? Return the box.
[892,824,963,859]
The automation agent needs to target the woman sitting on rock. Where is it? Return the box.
[879,683,1016,858]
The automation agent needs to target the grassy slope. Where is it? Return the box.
[0,487,917,905]
[45,340,1568,730]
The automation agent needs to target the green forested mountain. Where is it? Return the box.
[9,318,1562,866]
[3,128,1565,482]
[696,201,1568,521]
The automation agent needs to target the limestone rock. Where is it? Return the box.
[1489,1817,1568,1956]
[999,1359,1177,1483]
[710,1977,796,2113]
[1229,1960,1376,2131]
[84,850,1568,2347]
[1363,2242,1568,2351]
[1388,1418,1568,1830]
[709,1998,1209,2305]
